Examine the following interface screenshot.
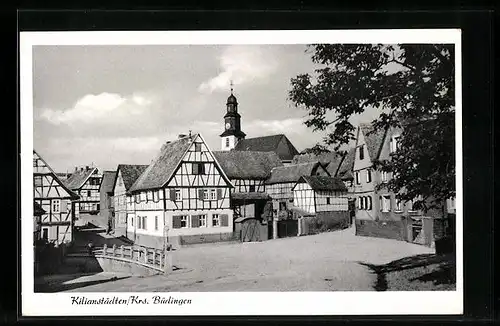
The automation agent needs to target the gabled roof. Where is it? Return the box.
[113,164,149,193]
[33,150,80,199]
[292,151,344,176]
[129,135,196,192]
[64,167,98,190]
[337,147,356,180]
[100,171,117,194]
[213,151,283,180]
[234,134,299,161]
[359,123,388,161]
[294,175,347,192]
[266,162,328,185]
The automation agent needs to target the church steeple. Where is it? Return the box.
[220,81,246,151]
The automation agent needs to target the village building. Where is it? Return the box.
[33,202,45,242]
[213,150,283,242]
[265,162,331,217]
[33,150,80,244]
[127,133,234,249]
[111,164,149,237]
[64,165,103,220]
[352,123,451,246]
[99,170,117,230]
[292,175,350,233]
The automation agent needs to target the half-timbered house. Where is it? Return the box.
[265,162,330,217]
[99,170,116,229]
[33,150,80,244]
[65,166,103,220]
[111,164,148,237]
[128,133,235,248]
[292,176,350,231]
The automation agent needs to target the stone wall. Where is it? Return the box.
[355,219,406,241]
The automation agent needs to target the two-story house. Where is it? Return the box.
[65,166,103,221]
[127,133,234,249]
[99,170,117,230]
[33,150,80,244]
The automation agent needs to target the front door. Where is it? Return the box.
[42,228,48,241]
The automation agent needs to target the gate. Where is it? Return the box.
[241,219,261,242]
[275,219,298,238]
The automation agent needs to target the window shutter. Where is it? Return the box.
[198,189,204,199]
[191,215,200,228]
[60,200,67,213]
[169,189,176,201]
[217,188,222,200]
[220,214,229,227]
[192,163,197,175]
[173,216,182,229]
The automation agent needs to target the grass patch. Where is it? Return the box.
[361,253,456,291]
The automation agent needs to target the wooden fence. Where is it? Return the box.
[93,244,171,272]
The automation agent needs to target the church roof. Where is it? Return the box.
[359,123,388,161]
[100,170,117,194]
[213,151,283,180]
[266,162,327,184]
[114,164,149,192]
[295,175,347,192]
[227,94,238,104]
[234,134,299,161]
[129,135,197,192]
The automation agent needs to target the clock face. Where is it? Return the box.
[225,122,231,130]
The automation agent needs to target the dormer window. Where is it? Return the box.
[226,138,230,148]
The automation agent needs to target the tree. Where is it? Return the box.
[299,143,332,155]
[289,44,455,212]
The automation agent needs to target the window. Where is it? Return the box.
[326,197,331,205]
[34,176,42,187]
[381,195,391,212]
[366,169,372,183]
[199,215,207,227]
[87,190,91,197]
[138,216,147,230]
[140,192,146,202]
[42,228,48,240]
[147,191,153,202]
[359,145,364,160]
[155,216,159,231]
[249,185,256,192]
[192,163,206,175]
[181,215,188,228]
[279,201,287,211]
[194,143,202,152]
[226,138,230,147]
[391,135,401,153]
[33,159,37,167]
[175,189,181,201]
[131,216,134,226]
[118,177,123,186]
[212,214,220,227]
[203,189,209,200]
[355,171,361,185]
[395,199,403,212]
[409,197,422,212]
[381,171,389,182]
[52,200,60,213]
[137,216,141,229]
[210,189,217,200]
[367,196,372,210]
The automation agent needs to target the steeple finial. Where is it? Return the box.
[230,80,234,95]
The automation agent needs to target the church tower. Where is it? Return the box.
[220,83,246,151]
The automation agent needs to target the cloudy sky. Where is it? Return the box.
[33,44,377,172]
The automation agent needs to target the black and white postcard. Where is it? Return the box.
[21,29,463,316]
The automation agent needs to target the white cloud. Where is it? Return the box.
[198,45,279,94]
[40,92,154,125]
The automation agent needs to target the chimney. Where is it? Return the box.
[178,134,187,139]
[86,165,90,171]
